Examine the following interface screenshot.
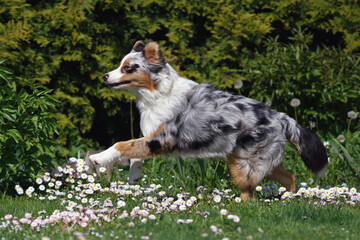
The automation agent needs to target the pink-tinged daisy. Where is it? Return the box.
[79,221,88,227]
[220,209,228,216]
[158,191,166,197]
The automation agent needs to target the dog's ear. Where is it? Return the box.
[132,40,145,52]
[143,42,166,66]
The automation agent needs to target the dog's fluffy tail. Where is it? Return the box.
[284,115,328,177]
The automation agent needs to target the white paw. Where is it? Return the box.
[89,145,122,166]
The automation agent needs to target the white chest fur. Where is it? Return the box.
[137,76,197,137]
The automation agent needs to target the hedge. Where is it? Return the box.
[0,0,359,156]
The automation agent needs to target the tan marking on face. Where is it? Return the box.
[120,69,158,92]
[121,59,131,73]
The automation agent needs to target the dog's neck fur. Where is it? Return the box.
[134,64,197,137]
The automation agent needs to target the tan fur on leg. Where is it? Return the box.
[266,165,295,192]
[227,156,260,201]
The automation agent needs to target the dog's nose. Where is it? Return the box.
[103,74,109,82]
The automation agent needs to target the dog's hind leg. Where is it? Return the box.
[266,165,295,192]
[227,156,264,201]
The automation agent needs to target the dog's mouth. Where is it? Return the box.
[106,80,132,87]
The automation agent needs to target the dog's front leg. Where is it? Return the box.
[89,136,164,167]
[129,158,144,185]
[88,143,129,167]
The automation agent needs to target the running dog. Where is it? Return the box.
[89,41,328,200]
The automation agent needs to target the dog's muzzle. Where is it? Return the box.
[103,74,131,87]
[103,74,109,82]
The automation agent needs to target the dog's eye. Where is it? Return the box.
[132,64,139,69]
[124,65,133,73]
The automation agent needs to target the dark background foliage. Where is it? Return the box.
[0,0,359,179]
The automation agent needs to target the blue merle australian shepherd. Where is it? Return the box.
[89,41,328,201]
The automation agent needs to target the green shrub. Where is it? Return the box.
[0,0,359,150]
[240,29,360,130]
[0,61,59,195]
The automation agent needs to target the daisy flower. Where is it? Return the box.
[179,205,187,211]
[213,195,221,203]
[210,225,218,233]
[55,181,62,187]
[220,209,228,216]
[85,189,94,195]
[158,191,166,197]
[255,186,262,192]
[232,215,240,223]
[99,167,106,173]
[39,185,45,191]
[87,176,95,183]
[36,178,43,184]
[169,204,177,210]
[235,197,241,203]
[186,199,193,207]
[278,187,286,193]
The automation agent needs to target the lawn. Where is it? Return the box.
[0,156,359,240]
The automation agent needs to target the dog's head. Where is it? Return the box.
[103,41,167,93]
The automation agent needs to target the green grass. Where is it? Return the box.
[0,196,359,240]
[1,155,360,240]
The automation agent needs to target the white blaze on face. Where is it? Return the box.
[105,55,130,87]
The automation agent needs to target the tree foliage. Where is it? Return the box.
[0,0,359,153]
